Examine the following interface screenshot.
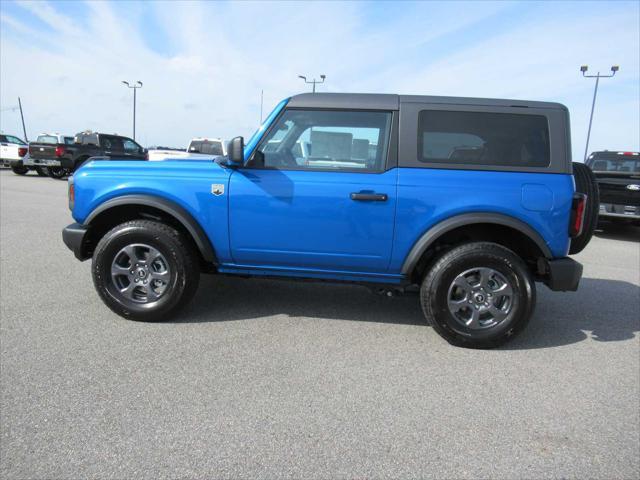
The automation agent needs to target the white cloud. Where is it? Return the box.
[0,0,638,154]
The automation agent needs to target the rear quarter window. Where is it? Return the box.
[418,110,550,168]
[36,135,58,144]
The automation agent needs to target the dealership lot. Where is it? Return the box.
[1,169,638,479]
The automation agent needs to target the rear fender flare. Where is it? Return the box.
[401,212,552,275]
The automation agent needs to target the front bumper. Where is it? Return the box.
[543,257,583,292]
[24,157,61,168]
[62,223,91,261]
[599,203,640,220]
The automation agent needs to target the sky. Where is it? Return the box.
[0,0,638,157]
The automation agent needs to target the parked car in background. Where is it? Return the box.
[587,150,640,226]
[0,133,29,174]
[148,138,226,161]
[28,131,147,179]
[17,133,75,177]
[62,93,598,349]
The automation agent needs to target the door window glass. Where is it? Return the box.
[254,109,392,171]
[123,139,141,153]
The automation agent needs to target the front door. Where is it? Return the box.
[229,108,397,273]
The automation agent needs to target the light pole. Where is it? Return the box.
[260,89,264,123]
[122,80,143,140]
[298,74,326,93]
[580,65,618,161]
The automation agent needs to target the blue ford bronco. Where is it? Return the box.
[62,93,598,348]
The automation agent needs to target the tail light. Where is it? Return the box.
[570,193,587,237]
[55,146,65,157]
[145,151,149,161]
[68,176,75,211]
[18,147,28,157]
[28,145,33,155]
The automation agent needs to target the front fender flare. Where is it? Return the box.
[84,194,216,263]
[401,212,552,275]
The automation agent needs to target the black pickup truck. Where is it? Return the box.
[28,131,147,179]
[586,151,640,226]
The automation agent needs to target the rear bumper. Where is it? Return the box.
[599,203,640,220]
[62,223,91,261]
[24,157,61,167]
[543,257,583,291]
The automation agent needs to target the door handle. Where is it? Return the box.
[350,192,388,201]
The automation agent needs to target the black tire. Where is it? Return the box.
[35,167,49,177]
[92,220,200,321]
[48,166,67,179]
[420,242,536,349]
[569,162,599,254]
[10,165,28,175]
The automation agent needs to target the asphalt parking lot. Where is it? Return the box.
[1,168,638,479]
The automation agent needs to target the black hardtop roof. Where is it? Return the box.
[288,92,567,111]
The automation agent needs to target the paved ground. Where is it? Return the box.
[1,169,638,479]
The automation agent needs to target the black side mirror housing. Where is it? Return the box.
[228,136,244,165]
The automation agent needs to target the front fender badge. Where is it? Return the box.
[211,184,225,196]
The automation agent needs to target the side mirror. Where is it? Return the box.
[228,136,244,164]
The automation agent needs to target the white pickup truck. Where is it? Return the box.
[148,137,226,161]
[1,133,28,172]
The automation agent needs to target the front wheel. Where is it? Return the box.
[420,242,536,349]
[92,220,200,321]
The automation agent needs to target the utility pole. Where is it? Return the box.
[260,89,264,123]
[298,74,326,93]
[18,97,27,141]
[580,65,618,161]
[122,80,143,140]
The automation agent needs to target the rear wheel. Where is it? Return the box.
[420,242,535,349]
[10,165,28,175]
[569,162,599,254]
[48,167,67,179]
[92,220,200,321]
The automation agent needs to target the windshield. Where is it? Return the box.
[590,156,640,173]
[244,98,290,160]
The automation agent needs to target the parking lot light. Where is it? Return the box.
[298,74,326,93]
[122,80,143,141]
[580,65,619,161]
